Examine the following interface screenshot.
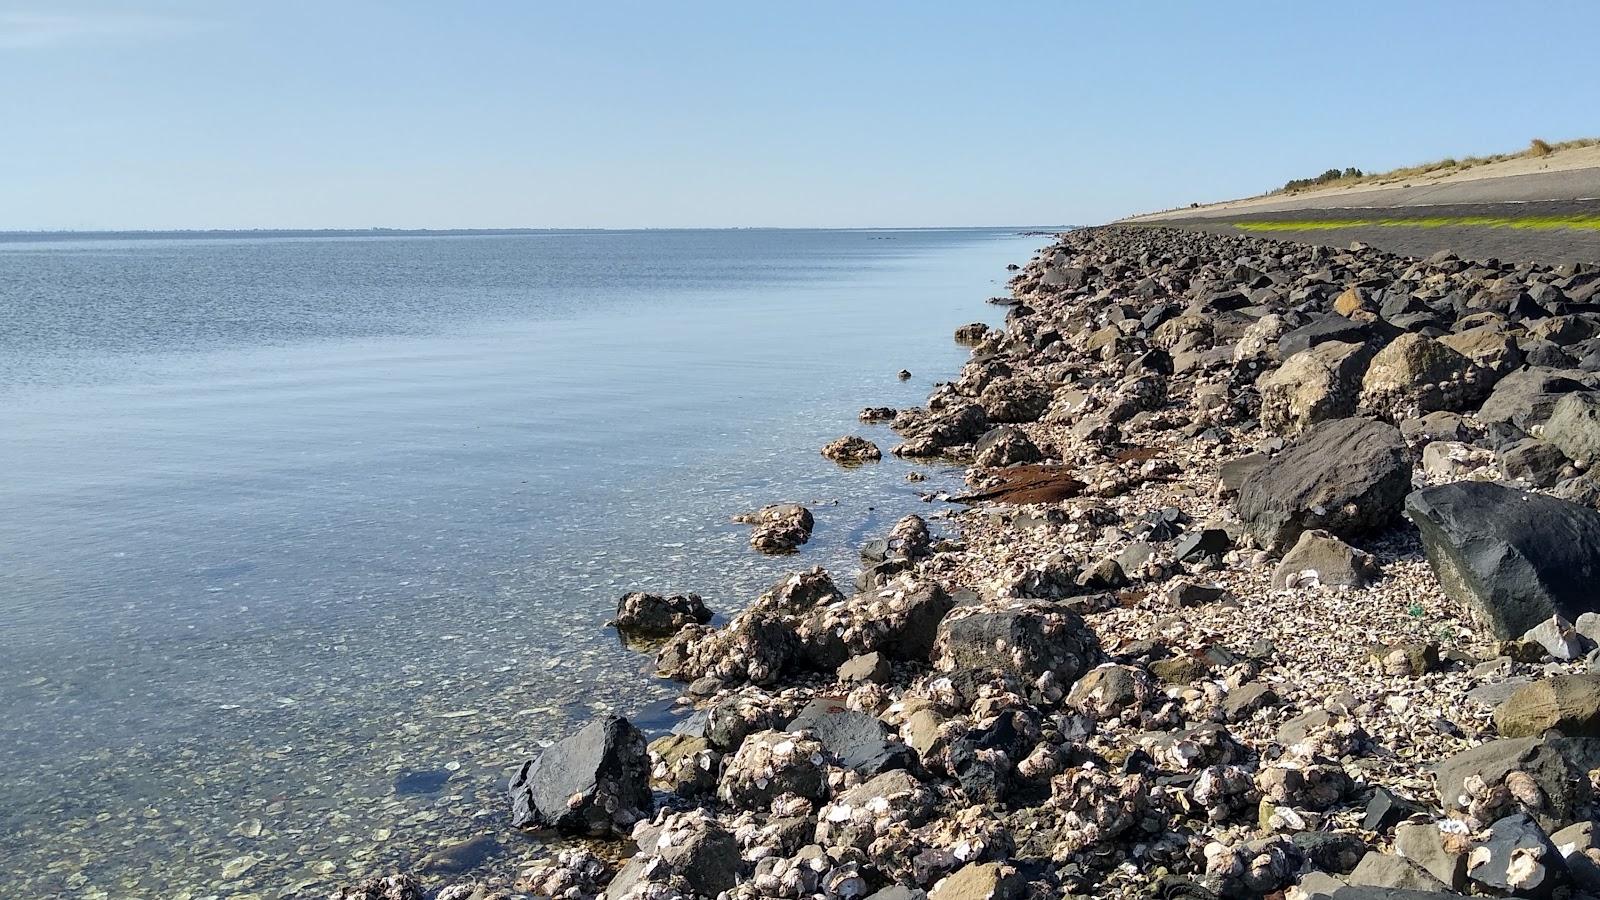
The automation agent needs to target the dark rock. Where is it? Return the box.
[1277,316,1371,359]
[934,599,1099,704]
[508,715,652,836]
[1174,528,1232,562]
[788,698,913,775]
[1477,367,1587,429]
[1405,482,1600,638]
[609,591,712,639]
[1362,786,1426,833]
[822,435,883,464]
[1467,813,1565,897]
[736,503,815,554]
[1236,417,1411,550]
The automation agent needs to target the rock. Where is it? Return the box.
[859,406,898,422]
[955,322,991,344]
[1544,392,1600,467]
[609,591,712,639]
[1477,367,1586,429]
[973,426,1043,467]
[1432,736,1600,830]
[1523,615,1586,661]
[330,875,425,900]
[1165,580,1229,606]
[1394,822,1466,891]
[717,729,829,810]
[1273,529,1380,589]
[1222,681,1279,721]
[605,809,739,899]
[898,369,912,380]
[799,582,954,667]
[1500,438,1570,487]
[1258,341,1372,436]
[1405,482,1600,638]
[1236,417,1412,550]
[1346,851,1446,892]
[1066,664,1153,720]
[1467,812,1566,897]
[736,503,815,553]
[648,733,720,797]
[815,769,936,850]
[838,651,891,684]
[1494,675,1600,738]
[1358,333,1492,421]
[978,378,1052,424]
[1293,831,1368,874]
[787,698,912,775]
[896,403,990,457]
[508,715,652,837]
[1440,326,1522,375]
[1278,316,1371,359]
[928,861,1025,900]
[822,435,883,464]
[1551,820,1600,892]
[1418,441,1494,482]
[1174,528,1233,562]
[419,833,500,875]
[934,598,1099,703]
[1363,787,1427,833]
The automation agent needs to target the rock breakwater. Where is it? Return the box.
[340,226,1600,899]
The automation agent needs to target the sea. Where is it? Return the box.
[0,227,1052,898]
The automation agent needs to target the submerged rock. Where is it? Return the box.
[822,435,883,464]
[736,503,816,554]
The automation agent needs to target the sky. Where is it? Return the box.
[1,1,1597,230]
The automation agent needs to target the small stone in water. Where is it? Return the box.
[393,769,451,795]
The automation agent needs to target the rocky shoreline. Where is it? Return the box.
[338,226,1600,900]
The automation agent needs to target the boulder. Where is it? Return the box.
[1277,316,1370,359]
[1466,813,1565,897]
[821,435,882,464]
[717,729,830,810]
[1476,367,1587,429]
[1440,325,1522,375]
[736,503,815,554]
[787,698,913,775]
[928,862,1025,900]
[1258,341,1372,436]
[508,715,652,836]
[954,322,991,343]
[1357,333,1493,421]
[1345,852,1446,892]
[814,769,936,851]
[934,598,1098,703]
[1393,822,1466,891]
[1432,736,1600,830]
[609,591,712,639]
[1500,439,1570,487]
[1544,392,1600,467]
[647,734,720,797]
[1272,529,1380,589]
[978,378,1052,424]
[603,809,739,899]
[895,403,990,457]
[799,582,954,667]
[973,426,1043,467]
[1405,482,1600,638]
[1494,676,1600,738]
[1236,417,1412,550]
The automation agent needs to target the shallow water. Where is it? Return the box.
[0,228,1046,898]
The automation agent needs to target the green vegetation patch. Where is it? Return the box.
[1235,215,1600,233]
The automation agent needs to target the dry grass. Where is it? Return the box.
[1275,136,1598,195]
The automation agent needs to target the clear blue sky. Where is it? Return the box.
[3,1,1597,230]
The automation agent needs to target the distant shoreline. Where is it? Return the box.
[0,225,1074,244]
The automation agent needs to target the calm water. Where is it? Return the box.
[0,228,1045,898]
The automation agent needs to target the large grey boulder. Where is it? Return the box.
[1405,482,1600,639]
[1235,417,1412,550]
[1476,367,1587,429]
[508,715,652,836]
[1544,392,1600,466]
[1257,341,1372,436]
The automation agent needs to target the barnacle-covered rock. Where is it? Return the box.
[815,769,937,850]
[822,435,883,464]
[1254,760,1352,811]
[610,591,712,640]
[801,583,955,667]
[647,734,720,798]
[737,503,816,553]
[1045,766,1157,857]
[606,809,740,899]
[516,848,612,900]
[1188,764,1259,824]
[933,598,1098,704]
[718,730,832,811]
